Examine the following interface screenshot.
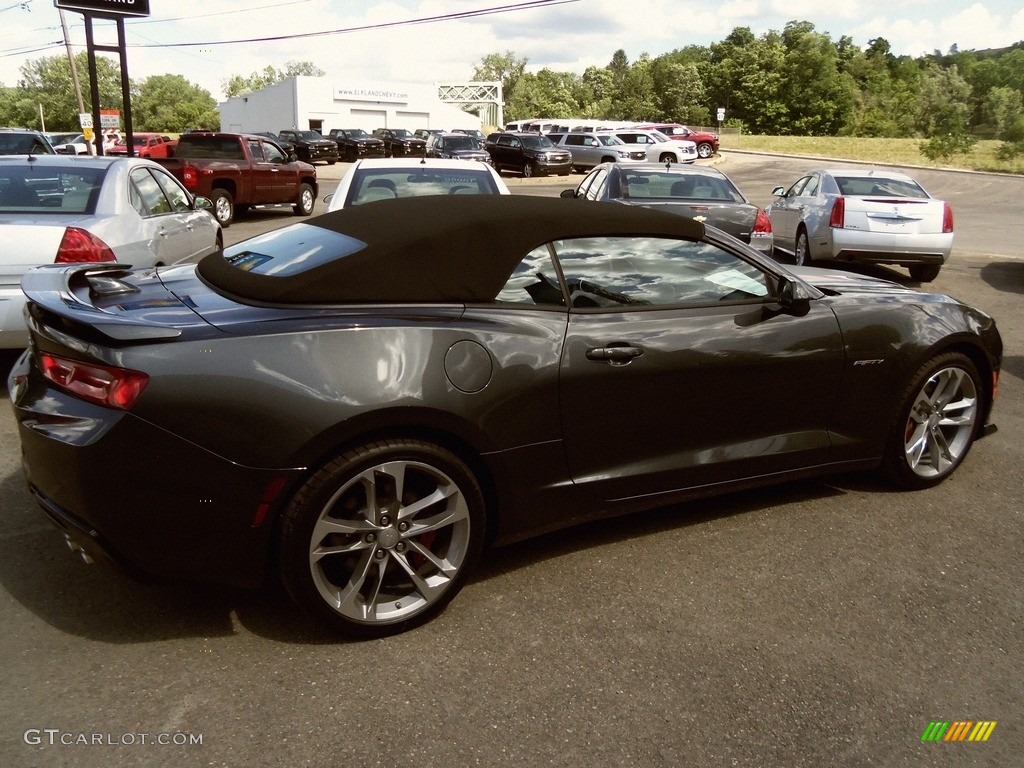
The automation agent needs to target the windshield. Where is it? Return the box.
[345,168,501,206]
[520,135,555,149]
[835,175,928,198]
[347,130,370,138]
[0,164,105,212]
[597,135,624,146]
[296,131,323,140]
[392,130,415,139]
[444,136,477,150]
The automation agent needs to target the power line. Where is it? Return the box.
[126,0,579,49]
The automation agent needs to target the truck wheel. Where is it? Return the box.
[210,189,233,227]
[293,183,315,217]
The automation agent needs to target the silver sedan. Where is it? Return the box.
[1,155,221,348]
[766,168,954,282]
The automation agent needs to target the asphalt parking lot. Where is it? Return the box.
[1,152,1021,767]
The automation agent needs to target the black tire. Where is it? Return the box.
[881,352,983,490]
[210,188,233,227]
[909,264,941,282]
[292,182,315,216]
[522,161,535,178]
[697,142,714,158]
[278,439,486,637]
[327,159,336,165]
[658,153,676,163]
[794,229,813,267]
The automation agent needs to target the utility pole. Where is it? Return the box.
[59,8,91,152]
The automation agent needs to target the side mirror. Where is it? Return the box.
[772,186,786,197]
[777,276,811,316]
[55,145,77,155]
[194,195,213,212]
[560,188,578,199]
[288,152,298,162]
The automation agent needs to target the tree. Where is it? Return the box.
[2,53,121,131]
[222,61,325,98]
[920,103,977,161]
[778,21,854,135]
[472,51,528,101]
[133,75,219,132]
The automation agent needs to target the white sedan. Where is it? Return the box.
[767,168,953,282]
[1,155,222,348]
[600,129,698,164]
[327,157,509,211]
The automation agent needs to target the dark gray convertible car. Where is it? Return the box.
[8,196,1002,637]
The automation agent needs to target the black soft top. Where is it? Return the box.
[196,195,705,304]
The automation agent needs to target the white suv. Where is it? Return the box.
[602,129,697,164]
[546,131,648,172]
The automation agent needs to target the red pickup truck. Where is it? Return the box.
[107,132,176,158]
[155,132,318,226]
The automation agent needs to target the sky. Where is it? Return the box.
[1,0,1023,104]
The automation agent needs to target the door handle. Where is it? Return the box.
[586,346,643,365]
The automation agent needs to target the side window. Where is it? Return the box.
[494,245,565,306]
[584,168,609,200]
[130,168,171,215]
[801,175,819,197]
[248,140,265,160]
[786,177,810,197]
[565,135,584,146]
[552,237,771,309]
[574,169,600,199]
[264,142,285,163]
[150,168,192,212]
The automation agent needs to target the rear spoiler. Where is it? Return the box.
[21,263,183,342]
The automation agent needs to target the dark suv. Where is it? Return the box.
[425,133,491,163]
[372,128,427,157]
[485,132,572,177]
[0,130,56,155]
[276,129,339,165]
[328,129,385,162]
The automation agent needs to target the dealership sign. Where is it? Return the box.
[53,0,151,17]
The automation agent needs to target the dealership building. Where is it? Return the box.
[217,76,501,136]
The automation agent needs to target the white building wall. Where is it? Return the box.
[218,76,479,135]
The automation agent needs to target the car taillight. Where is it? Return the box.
[829,196,845,228]
[943,202,954,233]
[182,165,198,190]
[39,353,149,410]
[753,208,773,234]
[55,227,116,263]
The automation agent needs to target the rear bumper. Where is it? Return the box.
[9,354,302,588]
[828,229,952,265]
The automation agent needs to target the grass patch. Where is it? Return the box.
[725,135,1024,175]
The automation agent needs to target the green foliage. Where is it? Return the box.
[1,53,121,131]
[0,53,217,133]
[222,60,325,98]
[133,75,219,133]
[995,115,1024,160]
[470,25,1022,157]
[472,51,528,101]
[919,104,977,160]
